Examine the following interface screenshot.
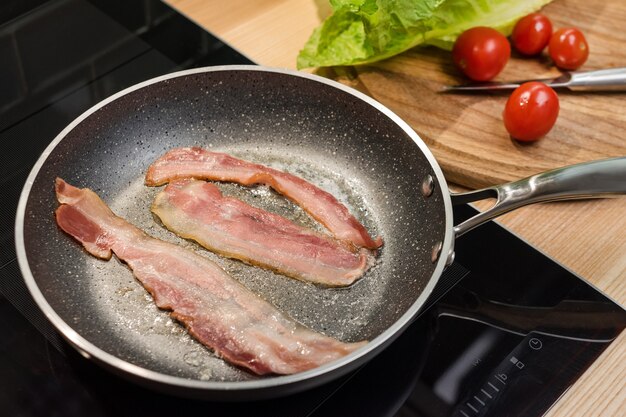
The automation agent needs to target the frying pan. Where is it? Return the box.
[15,66,626,399]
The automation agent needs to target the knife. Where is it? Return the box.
[443,67,626,92]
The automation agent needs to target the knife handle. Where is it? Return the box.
[568,67,626,90]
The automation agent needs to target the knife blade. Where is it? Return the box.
[442,67,626,92]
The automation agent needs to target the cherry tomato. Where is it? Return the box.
[452,27,511,81]
[548,28,589,70]
[511,13,553,55]
[503,82,559,142]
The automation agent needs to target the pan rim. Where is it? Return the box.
[14,65,454,394]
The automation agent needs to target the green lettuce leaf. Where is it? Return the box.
[297,0,553,69]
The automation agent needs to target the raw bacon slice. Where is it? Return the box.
[152,179,372,287]
[54,178,366,375]
[145,147,383,250]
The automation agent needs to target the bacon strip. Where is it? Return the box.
[145,147,383,250]
[54,178,366,375]
[152,180,372,287]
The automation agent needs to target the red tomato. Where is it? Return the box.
[548,28,589,70]
[503,82,559,142]
[452,27,511,81]
[511,13,553,55]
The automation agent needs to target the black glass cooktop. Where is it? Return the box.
[1,1,624,416]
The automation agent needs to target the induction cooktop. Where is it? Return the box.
[1,1,624,416]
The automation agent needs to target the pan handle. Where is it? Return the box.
[450,157,626,238]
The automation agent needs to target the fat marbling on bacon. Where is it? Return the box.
[145,147,383,250]
[54,178,366,375]
[151,179,372,287]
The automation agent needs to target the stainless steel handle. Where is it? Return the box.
[450,157,626,238]
[568,67,626,91]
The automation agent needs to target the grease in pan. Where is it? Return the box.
[54,178,367,375]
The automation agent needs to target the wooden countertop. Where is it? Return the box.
[167,1,625,415]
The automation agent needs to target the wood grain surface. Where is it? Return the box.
[168,0,331,69]
[320,0,626,188]
[165,1,625,415]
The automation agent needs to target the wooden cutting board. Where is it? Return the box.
[322,0,626,188]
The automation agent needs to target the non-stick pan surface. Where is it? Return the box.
[16,66,453,398]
